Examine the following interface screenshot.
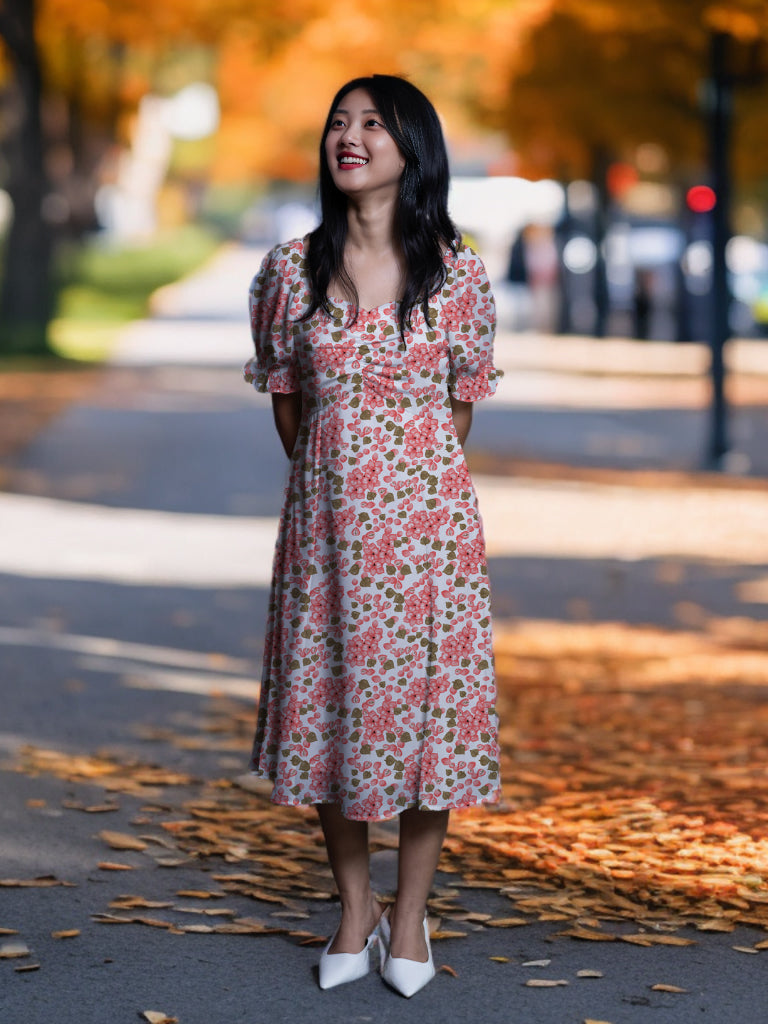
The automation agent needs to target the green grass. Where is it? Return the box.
[51,223,221,361]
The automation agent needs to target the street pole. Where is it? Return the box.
[707,31,731,467]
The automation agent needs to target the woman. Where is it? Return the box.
[245,74,501,997]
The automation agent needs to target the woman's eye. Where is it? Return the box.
[365,118,382,127]
[331,118,345,128]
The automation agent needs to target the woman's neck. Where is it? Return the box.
[345,195,399,256]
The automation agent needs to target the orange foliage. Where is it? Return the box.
[5,0,768,186]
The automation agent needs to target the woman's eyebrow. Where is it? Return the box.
[332,108,379,115]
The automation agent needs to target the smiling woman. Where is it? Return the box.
[243,74,502,998]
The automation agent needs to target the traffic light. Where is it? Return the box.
[686,185,716,213]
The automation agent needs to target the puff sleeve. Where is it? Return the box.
[243,245,301,394]
[444,247,502,402]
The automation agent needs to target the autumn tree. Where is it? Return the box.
[484,0,768,462]
[0,0,55,353]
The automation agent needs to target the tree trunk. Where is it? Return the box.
[706,31,732,466]
[591,147,610,338]
[0,0,55,355]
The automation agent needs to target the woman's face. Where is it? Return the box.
[324,88,406,199]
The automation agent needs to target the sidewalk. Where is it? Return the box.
[2,244,768,1024]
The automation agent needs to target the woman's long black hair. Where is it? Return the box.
[302,74,459,336]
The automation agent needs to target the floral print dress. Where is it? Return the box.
[245,236,501,821]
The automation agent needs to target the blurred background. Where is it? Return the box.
[2,0,768,467]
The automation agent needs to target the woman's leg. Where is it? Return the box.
[389,807,449,960]
[317,802,383,953]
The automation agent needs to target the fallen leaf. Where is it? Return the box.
[732,945,760,954]
[51,930,80,940]
[0,876,74,888]
[62,800,119,813]
[0,941,30,959]
[523,959,552,967]
[576,969,604,978]
[175,890,224,900]
[622,934,696,947]
[489,956,511,963]
[584,1019,614,1024]
[485,917,529,927]
[26,799,46,808]
[525,979,569,987]
[429,930,468,940]
[651,984,688,994]
[141,1012,177,1024]
[97,862,135,871]
[439,964,458,977]
[0,928,19,936]
[695,919,735,932]
[14,963,40,973]
[558,927,616,942]
[109,897,173,910]
[98,831,147,852]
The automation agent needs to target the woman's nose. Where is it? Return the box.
[340,122,360,146]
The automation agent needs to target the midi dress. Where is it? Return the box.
[245,236,502,821]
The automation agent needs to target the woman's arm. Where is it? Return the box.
[450,397,473,447]
[272,392,303,457]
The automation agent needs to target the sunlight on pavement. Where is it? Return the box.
[0,626,257,699]
[2,476,768,588]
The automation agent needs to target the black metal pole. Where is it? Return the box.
[707,31,732,466]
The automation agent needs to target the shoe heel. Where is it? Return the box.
[377,911,391,973]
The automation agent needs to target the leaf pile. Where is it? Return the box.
[13,618,768,937]
[444,621,768,931]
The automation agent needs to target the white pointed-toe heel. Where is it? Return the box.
[381,914,436,998]
[318,922,379,990]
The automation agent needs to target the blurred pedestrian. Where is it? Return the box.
[244,74,501,998]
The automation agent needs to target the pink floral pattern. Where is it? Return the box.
[245,237,502,821]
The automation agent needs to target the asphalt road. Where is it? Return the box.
[2,245,768,1024]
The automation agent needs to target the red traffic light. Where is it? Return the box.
[687,185,716,213]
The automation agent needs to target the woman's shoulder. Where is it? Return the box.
[263,236,310,269]
[442,240,490,290]
[254,237,310,289]
[442,239,484,270]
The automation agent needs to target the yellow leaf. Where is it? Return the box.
[438,964,458,977]
[429,930,468,940]
[525,979,569,987]
[623,934,696,947]
[489,956,511,963]
[0,941,30,959]
[175,890,224,900]
[558,927,616,942]
[109,897,173,910]
[651,984,687,994]
[97,862,134,871]
[485,917,529,927]
[696,919,735,932]
[97,831,147,852]
[576,969,604,978]
[51,929,80,939]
